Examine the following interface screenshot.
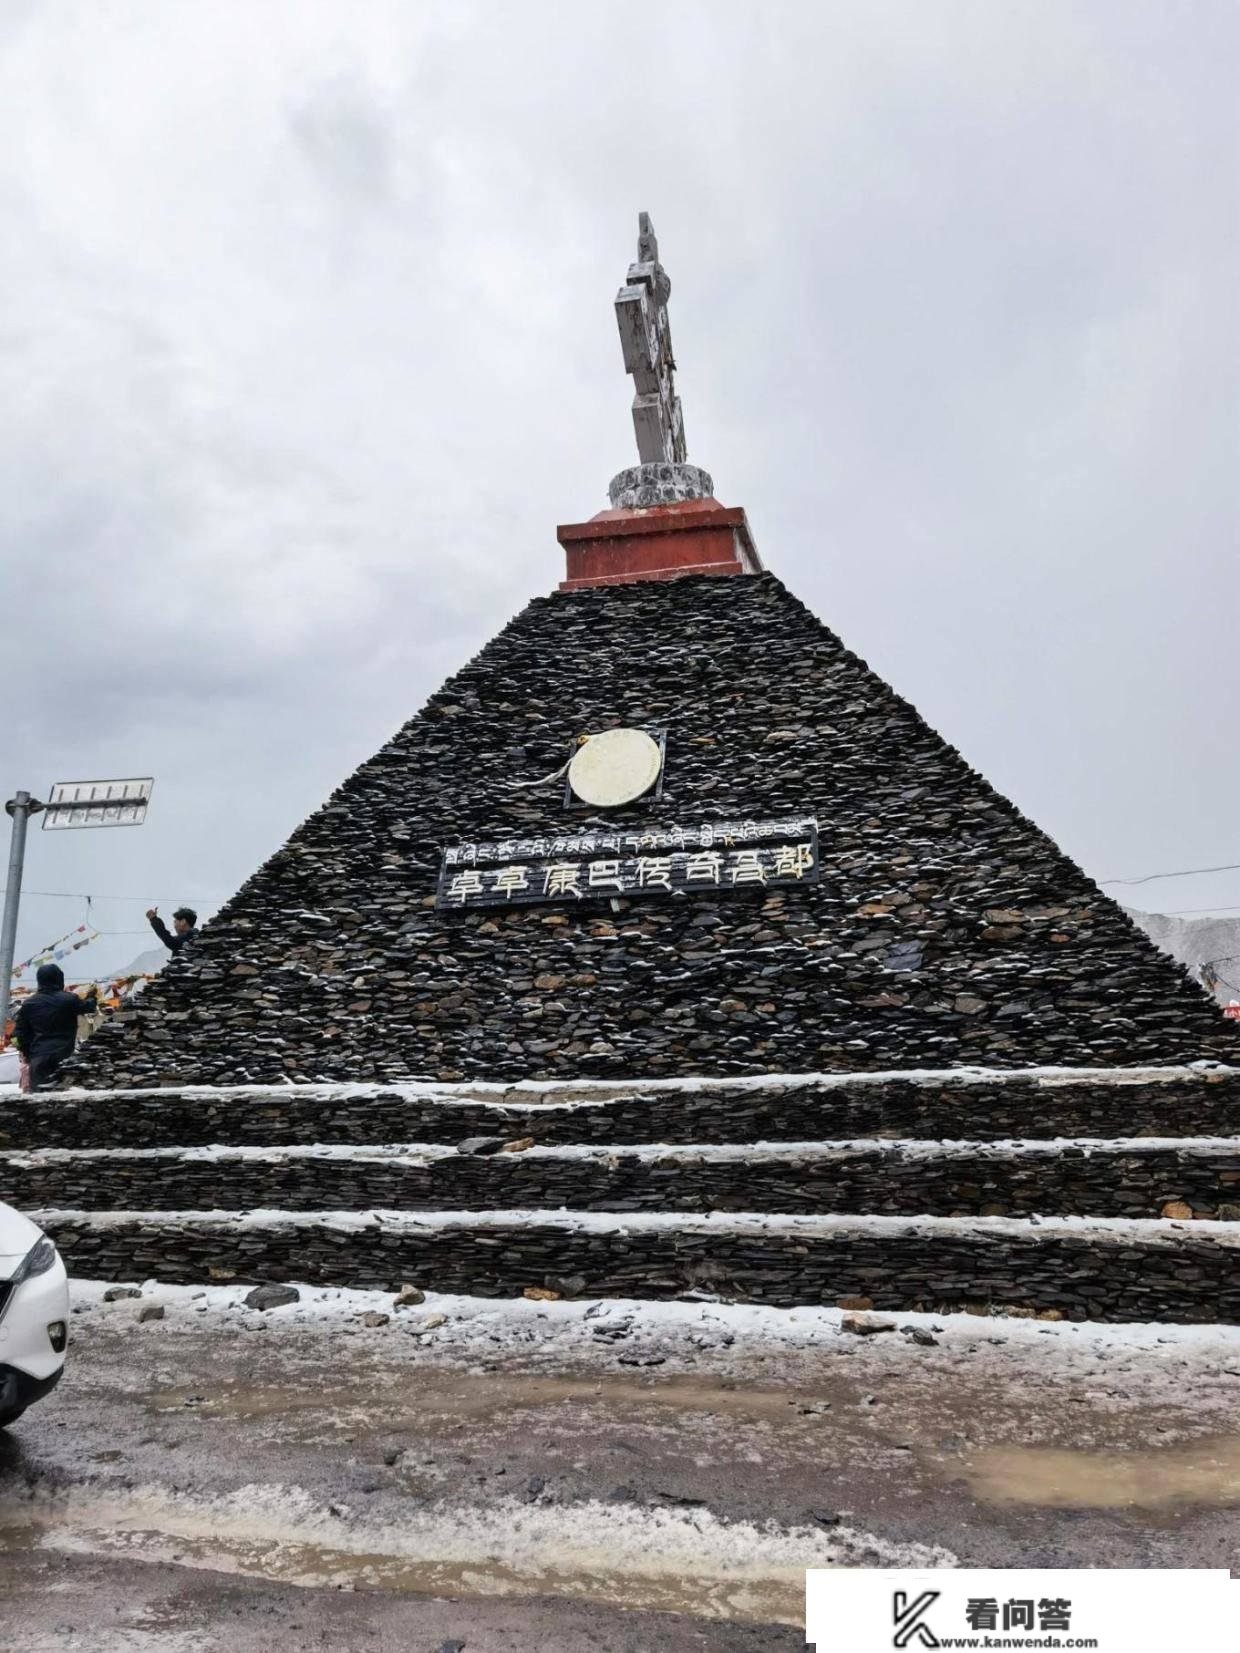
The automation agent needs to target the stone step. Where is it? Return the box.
[10,1065,1240,1150]
[7,1138,1240,1222]
[37,1206,1240,1325]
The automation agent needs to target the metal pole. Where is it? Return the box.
[0,791,35,1047]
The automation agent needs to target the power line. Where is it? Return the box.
[0,888,221,904]
[1101,860,1240,887]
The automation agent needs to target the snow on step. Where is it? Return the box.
[32,1206,1240,1245]
[37,1061,1240,1107]
[8,1135,1240,1167]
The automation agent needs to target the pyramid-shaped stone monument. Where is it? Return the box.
[15,217,1239,1324]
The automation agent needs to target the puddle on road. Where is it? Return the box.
[147,1372,834,1430]
[0,1483,950,1628]
[962,1435,1240,1509]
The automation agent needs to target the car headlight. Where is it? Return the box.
[11,1236,58,1283]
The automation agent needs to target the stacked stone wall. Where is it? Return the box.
[42,1212,1239,1325]
[59,575,1239,1088]
[8,1142,1239,1220]
[12,1073,1240,1151]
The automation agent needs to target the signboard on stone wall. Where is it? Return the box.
[437,815,819,911]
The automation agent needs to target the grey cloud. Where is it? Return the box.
[289,75,395,204]
[1,1,1236,978]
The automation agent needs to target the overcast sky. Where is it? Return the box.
[2,1,1237,980]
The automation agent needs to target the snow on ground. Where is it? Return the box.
[22,1473,955,1587]
[70,1274,1240,1368]
[48,1273,1240,1608]
[68,1274,1240,1475]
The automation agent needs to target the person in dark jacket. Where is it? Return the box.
[13,963,98,1090]
[146,905,198,954]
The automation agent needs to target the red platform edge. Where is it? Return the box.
[557,497,763,590]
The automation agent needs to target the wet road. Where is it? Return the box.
[1,1282,1237,1650]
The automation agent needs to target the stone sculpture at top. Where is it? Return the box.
[616,212,685,466]
[610,213,714,510]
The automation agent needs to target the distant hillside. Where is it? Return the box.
[1126,909,1240,1006]
[115,947,169,982]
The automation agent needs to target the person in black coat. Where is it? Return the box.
[146,905,198,954]
[13,963,99,1090]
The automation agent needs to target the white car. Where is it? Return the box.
[0,1202,69,1427]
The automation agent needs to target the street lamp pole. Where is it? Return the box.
[0,791,43,1044]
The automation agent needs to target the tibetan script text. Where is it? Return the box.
[436,818,820,910]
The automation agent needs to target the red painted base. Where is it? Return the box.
[557,498,762,590]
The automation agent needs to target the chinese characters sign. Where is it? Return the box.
[964,1596,1072,1632]
[436,816,819,910]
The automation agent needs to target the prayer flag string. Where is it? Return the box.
[9,924,100,980]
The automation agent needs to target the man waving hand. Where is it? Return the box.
[147,906,198,955]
